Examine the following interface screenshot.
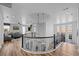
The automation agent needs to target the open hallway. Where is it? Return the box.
[0,3,79,56]
[0,39,79,56]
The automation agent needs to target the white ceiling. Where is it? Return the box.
[12,3,79,14]
[2,3,79,24]
[11,3,79,24]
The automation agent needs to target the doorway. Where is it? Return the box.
[54,21,77,45]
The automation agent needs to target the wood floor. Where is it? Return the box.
[0,39,79,56]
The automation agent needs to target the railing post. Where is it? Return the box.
[54,34,55,49]
[22,34,23,48]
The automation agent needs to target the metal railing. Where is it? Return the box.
[22,34,64,53]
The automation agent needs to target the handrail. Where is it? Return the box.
[21,34,57,53]
[21,33,65,54]
[23,36,54,39]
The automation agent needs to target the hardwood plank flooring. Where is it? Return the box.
[0,39,79,56]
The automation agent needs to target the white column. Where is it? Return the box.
[0,6,4,48]
[77,8,79,46]
[72,8,77,45]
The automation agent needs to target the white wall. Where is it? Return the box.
[54,7,78,45]
[12,3,57,36]
[46,17,55,36]
[1,5,22,33]
[1,6,12,23]
[1,3,78,36]
[36,23,46,37]
[0,6,4,46]
[1,5,20,24]
[12,3,79,36]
